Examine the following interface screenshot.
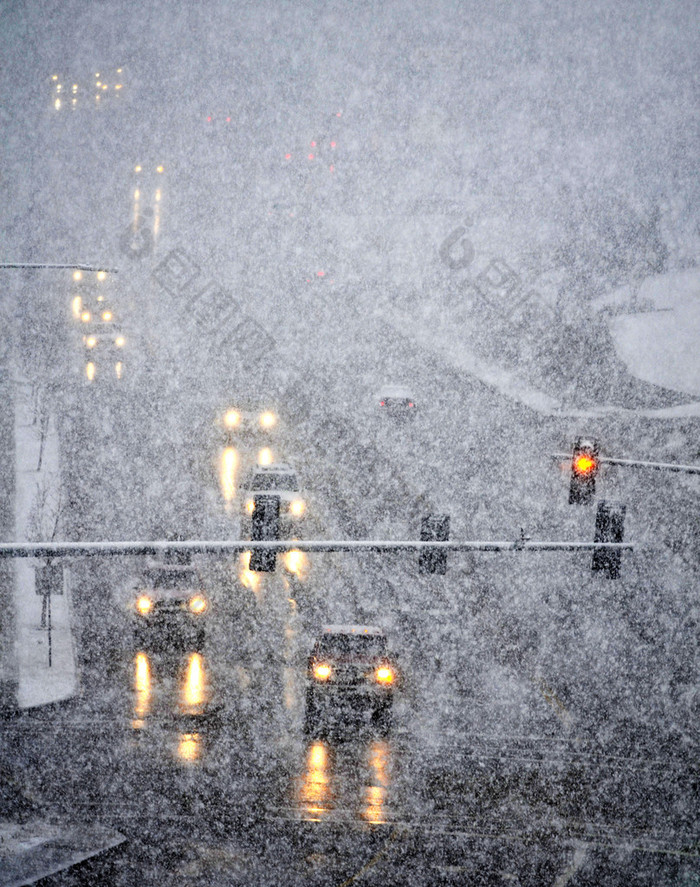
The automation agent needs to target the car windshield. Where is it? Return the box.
[150,569,199,590]
[249,472,298,490]
[317,635,387,658]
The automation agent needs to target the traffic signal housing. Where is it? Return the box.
[419,514,450,575]
[592,500,626,579]
[250,495,280,572]
[569,437,599,505]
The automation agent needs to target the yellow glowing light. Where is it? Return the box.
[72,84,78,93]
[375,666,394,685]
[239,551,261,592]
[55,84,62,93]
[299,741,331,822]
[156,164,164,173]
[85,335,97,348]
[177,733,201,762]
[134,164,142,173]
[224,409,240,428]
[115,361,123,379]
[220,446,238,503]
[258,447,273,466]
[573,454,597,475]
[245,498,255,514]
[97,270,106,281]
[115,84,122,90]
[259,411,276,428]
[102,310,112,322]
[188,594,207,615]
[284,549,307,578]
[117,68,123,73]
[136,595,153,616]
[313,663,332,681]
[133,652,151,722]
[71,296,82,319]
[96,81,101,87]
[155,188,161,202]
[102,84,108,90]
[54,98,61,110]
[181,652,207,712]
[71,98,77,106]
[81,311,91,323]
[52,75,58,81]
[73,270,82,281]
[115,335,125,347]
[95,72,100,78]
[97,295,105,302]
[134,187,140,200]
[290,499,306,517]
[86,362,95,381]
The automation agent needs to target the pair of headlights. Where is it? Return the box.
[245,498,305,516]
[135,594,207,616]
[312,662,394,685]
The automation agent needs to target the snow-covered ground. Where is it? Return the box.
[388,268,700,419]
[11,375,77,709]
[597,268,700,397]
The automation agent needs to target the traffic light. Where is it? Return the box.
[419,514,450,574]
[250,495,280,572]
[592,500,626,579]
[569,437,599,505]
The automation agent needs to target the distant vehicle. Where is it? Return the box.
[377,385,417,416]
[304,625,397,735]
[83,327,127,381]
[221,399,278,438]
[241,463,306,529]
[130,559,208,652]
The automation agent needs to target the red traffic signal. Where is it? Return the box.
[569,438,599,505]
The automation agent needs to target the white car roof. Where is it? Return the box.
[321,625,385,637]
[378,385,414,397]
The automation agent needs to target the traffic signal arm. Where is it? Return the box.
[553,453,700,476]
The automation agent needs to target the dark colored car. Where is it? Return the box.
[131,561,208,652]
[304,625,398,735]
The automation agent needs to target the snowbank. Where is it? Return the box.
[11,377,77,709]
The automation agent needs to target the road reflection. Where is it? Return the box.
[130,651,212,762]
[296,738,394,823]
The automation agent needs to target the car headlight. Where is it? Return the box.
[313,663,332,681]
[188,595,207,615]
[245,498,255,514]
[259,411,276,429]
[136,595,153,616]
[224,409,240,428]
[289,499,305,517]
[374,665,394,685]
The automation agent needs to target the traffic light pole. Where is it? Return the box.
[0,539,634,558]
[554,453,700,476]
[0,263,118,273]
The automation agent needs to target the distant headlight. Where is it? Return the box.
[313,663,332,681]
[136,595,153,616]
[224,410,240,428]
[289,499,305,517]
[85,335,97,348]
[81,311,92,323]
[245,499,255,514]
[102,310,112,322]
[375,666,394,685]
[259,411,276,429]
[115,335,125,348]
[188,595,207,615]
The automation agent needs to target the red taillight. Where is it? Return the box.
[408,402,414,407]
[380,401,385,406]
[206,116,212,122]
[330,141,336,148]
[284,153,291,160]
